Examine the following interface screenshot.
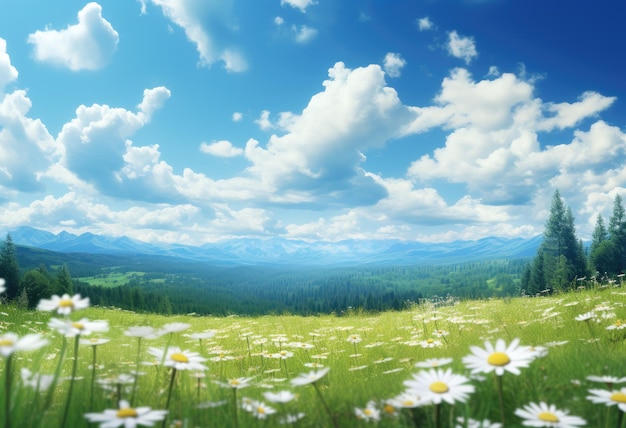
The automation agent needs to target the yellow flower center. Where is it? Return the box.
[537,411,559,422]
[257,406,265,414]
[59,299,74,308]
[229,379,241,386]
[116,408,138,418]
[170,352,189,363]
[383,404,395,414]
[90,338,99,343]
[611,392,626,403]
[487,352,511,366]
[427,338,434,344]
[0,339,14,347]
[72,322,84,330]
[402,400,415,406]
[364,408,373,416]
[429,381,449,394]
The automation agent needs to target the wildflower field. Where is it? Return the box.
[2,284,626,427]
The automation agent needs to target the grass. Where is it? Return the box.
[76,271,165,287]
[1,285,626,427]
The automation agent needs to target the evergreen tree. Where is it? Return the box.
[55,265,73,295]
[22,269,52,309]
[608,194,626,273]
[0,234,21,300]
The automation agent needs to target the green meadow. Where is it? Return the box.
[2,286,625,427]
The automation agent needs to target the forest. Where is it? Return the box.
[1,190,625,316]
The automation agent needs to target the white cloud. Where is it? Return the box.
[417,17,434,31]
[255,110,273,130]
[292,25,318,44]
[200,140,244,157]
[0,90,57,194]
[0,38,18,90]
[274,16,285,26]
[447,31,478,64]
[538,91,615,131]
[383,52,406,78]
[281,0,317,13]
[147,0,247,72]
[27,2,119,71]
[244,62,412,202]
[232,112,243,122]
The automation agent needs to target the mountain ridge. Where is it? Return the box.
[7,226,543,266]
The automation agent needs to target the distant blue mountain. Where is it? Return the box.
[8,226,543,266]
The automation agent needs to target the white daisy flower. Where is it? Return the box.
[214,377,255,390]
[84,399,167,427]
[290,367,330,386]
[186,330,217,340]
[37,293,89,315]
[574,311,596,322]
[159,322,191,334]
[355,401,381,422]
[20,368,54,392]
[586,375,626,386]
[147,347,207,371]
[0,332,48,357]
[462,338,535,376]
[347,334,362,344]
[414,357,453,368]
[514,401,586,427]
[263,390,296,403]
[455,417,502,428]
[49,318,109,337]
[387,391,430,408]
[124,326,162,339]
[404,368,475,405]
[242,399,276,419]
[587,387,626,412]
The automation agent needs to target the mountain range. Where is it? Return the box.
[6,226,543,266]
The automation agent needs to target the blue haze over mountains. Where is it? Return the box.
[9,226,542,266]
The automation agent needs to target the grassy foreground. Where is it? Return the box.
[1,286,626,427]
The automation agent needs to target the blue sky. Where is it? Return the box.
[0,0,625,245]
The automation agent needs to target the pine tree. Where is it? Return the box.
[0,234,21,300]
[608,194,626,273]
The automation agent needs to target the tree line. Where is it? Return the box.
[521,190,626,295]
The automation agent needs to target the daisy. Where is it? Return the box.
[242,399,276,419]
[124,326,161,339]
[586,375,626,387]
[37,293,89,315]
[84,399,167,427]
[355,401,381,422]
[214,377,254,390]
[462,338,535,376]
[49,318,109,337]
[263,390,296,403]
[20,368,54,392]
[290,367,330,386]
[514,402,586,427]
[388,391,429,409]
[159,322,190,334]
[415,357,453,369]
[186,330,217,340]
[574,311,596,322]
[0,332,48,357]
[404,368,475,405]
[455,417,502,428]
[147,347,207,371]
[587,387,626,412]
[346,334,362,344]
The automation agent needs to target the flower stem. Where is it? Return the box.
[4,354,13,428]
[434,403,441,428]
[162,368,177,428]
[89,345,97,409]
[312,382,338,428]
[60,335,81,428]
[495,374,505,426]
[130,337,143,406]
[232,388,239,428]
[42,336,67,415]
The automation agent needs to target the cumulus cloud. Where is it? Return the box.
[27,2,119,71]
[200,140,244,157]
[0,38,18,90]
[232,112,243,122]
[244,62,413,205]
[292,25,318,44]
[447,31,478,64]
[281,0,317,13]
[146,0,247,72]
[383,52,406,78]
[417,17,434,31]
[57,86,178,201]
